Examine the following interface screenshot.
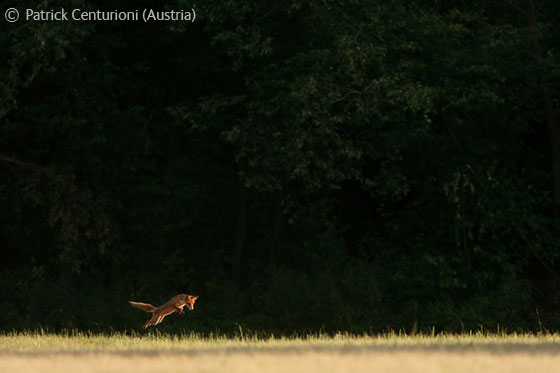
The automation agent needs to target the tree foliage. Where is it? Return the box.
[0,0,559,333]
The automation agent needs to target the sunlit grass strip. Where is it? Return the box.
[2,330,560,353]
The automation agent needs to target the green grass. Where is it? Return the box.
[3,330,560,352]
[3,331,560,373]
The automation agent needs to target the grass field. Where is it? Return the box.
[2,331,560,372]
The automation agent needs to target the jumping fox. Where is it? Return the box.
[129,294,199,328]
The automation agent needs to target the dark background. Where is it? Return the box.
[1,0,559,334]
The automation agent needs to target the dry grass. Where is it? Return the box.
[3,351,560,373]
[2,331,560,373]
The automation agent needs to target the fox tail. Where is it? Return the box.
[128,301,157,313]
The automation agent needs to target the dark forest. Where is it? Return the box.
[1,0,559,334]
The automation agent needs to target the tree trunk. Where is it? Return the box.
[231,182,247,277]
[526,0,560,218]
[268,190,284,268]
[162,121,177,243]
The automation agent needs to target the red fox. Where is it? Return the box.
[129,294,199,328]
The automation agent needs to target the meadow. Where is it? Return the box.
[2,331,560,373]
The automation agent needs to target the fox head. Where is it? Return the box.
[185,295,199,310]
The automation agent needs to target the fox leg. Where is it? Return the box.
[155,314,166,325]
[176,306,184,315]
[143,314,158,328]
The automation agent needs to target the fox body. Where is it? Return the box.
[129,294,199,328]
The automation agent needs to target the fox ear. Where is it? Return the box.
[192,295,199,300]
